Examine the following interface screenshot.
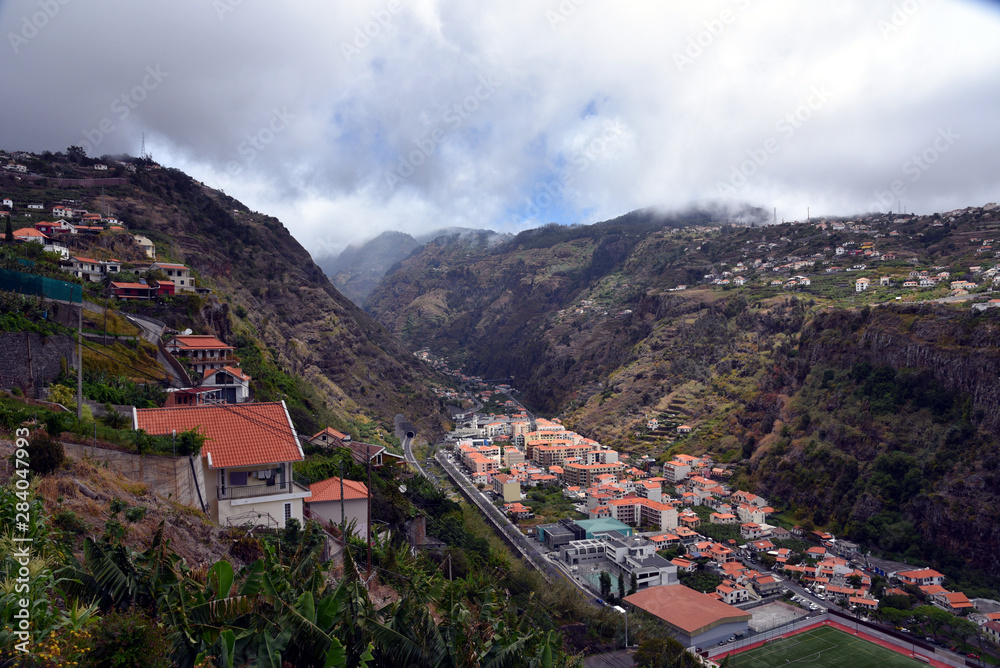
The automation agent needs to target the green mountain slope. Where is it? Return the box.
[365,205,1000,582]
[0,153,451,439]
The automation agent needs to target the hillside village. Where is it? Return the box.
[3,153,1000,662]
[440,402,1000,651]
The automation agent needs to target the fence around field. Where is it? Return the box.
[0,267,82,303]
[707,609,974,667]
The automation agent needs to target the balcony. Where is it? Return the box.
[217,480,310,501]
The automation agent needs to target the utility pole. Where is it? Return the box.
[339,461,346,542]
[366,452,372,577]
[77,299,82,421]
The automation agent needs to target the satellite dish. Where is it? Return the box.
[399,484,407,494]
[182,328,193,335]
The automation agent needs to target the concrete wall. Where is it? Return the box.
[62,442,207,512]
[307,498,368,538]
[0,333,76,397]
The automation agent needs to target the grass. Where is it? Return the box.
[729,626,929,668]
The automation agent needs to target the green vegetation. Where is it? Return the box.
[729,626,927,667]
[678,570,722,593]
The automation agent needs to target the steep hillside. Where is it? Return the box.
[0,154,451,439]
[317,227,502,306]
[365,204,1000,582]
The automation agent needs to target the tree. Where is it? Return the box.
[847,574,863,588]
[599,571,612,601]
[66,145,87,163]
[618,572,626,601]
[29,430,65,475]
[3,216,12,243]
[630,571,638,596]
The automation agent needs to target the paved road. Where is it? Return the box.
[120,312,187,387]
[402,434,429,478]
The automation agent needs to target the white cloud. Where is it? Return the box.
[2,0,999,255]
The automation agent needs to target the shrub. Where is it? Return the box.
[30,430,65,475]
[84,608,172,668]
[53,509,88,535]
[123,505,147,523]
[109,497,128,515]
[101,407,130,429]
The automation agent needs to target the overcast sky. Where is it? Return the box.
[2,1,999,257]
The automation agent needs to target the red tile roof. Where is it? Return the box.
[169,335,234,351]
[203,366,250,382]
[307,476,368,502]
[624,585,751,636]
[135,401,302,469]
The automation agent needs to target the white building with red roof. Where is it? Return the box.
[13,227,47,244]
[165,334,239,376]
[134,401,309,529]
[150,261,195,292]
[200,366,251,404]
[304,476,369,538]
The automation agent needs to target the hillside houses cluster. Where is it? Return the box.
[690,205,1000,299]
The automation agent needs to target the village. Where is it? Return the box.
[437,401,1000,652]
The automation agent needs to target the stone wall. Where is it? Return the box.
[62,442,207,512]
[0,333,76,397]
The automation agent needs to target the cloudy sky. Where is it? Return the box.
[2,1,999,258]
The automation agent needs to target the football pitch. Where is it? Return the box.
[728,626,928,667]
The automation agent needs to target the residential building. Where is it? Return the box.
[151,262,195,292]
[62,255,121,282]
[307,427,352,447]
[606,497,678,532]
[134,235,156,259]
[200,366,251,404]
[305,476,369,538]
[492,473,521,503]
[134,401,309,528]
[165,334,239,376]
[110,281,155,300]
[896,568,945,587]
[563,461,626,488]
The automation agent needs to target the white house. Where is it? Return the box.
[1,198,12,208]
[200,366,251,404]
[52,206,74,219]
[151,262,195,292]
[62,255,121,282]
[305,476,369,538]
[135,401,310,529]
[855,277,870,292]
[134,235,156,259]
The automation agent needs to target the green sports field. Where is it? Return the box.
[728,626,929,667]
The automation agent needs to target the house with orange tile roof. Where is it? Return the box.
[201,366,251,403]
[134,401,309,529]
[150,261,195,292]
[932,591,974,613]
[13,227,47,243]
[62,255,122,282]
[165,335,239,376]
[308,426,352,447]
[850,596,879,611]
[304,476,369,538]
[897,568,945,587]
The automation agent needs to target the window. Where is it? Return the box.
[230,471,248,486]
[284,503,292,522]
